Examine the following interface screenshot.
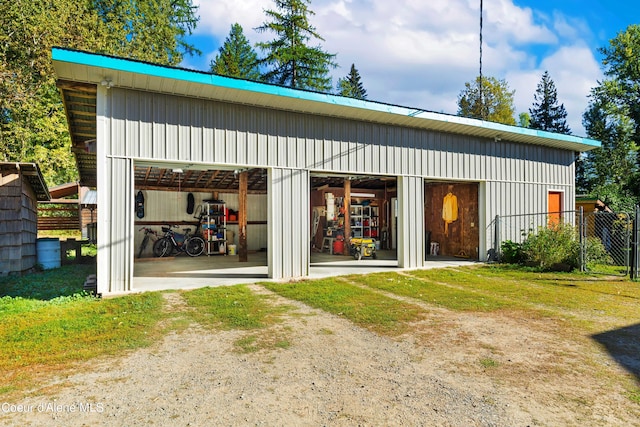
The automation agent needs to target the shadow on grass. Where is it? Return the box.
[592,323,640,383]
[0,263,96,301]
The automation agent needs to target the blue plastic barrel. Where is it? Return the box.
[36,238,61,269]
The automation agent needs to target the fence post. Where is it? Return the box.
[493,214,501,262]
[578,207,585,272]
[632,206,640,280]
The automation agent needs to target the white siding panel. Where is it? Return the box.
[190,102,203,162]
[397,175,424,268]
[268,168,309,279]
[111,90,126,157]
[152,96,166,159]
[108,157,134,293]
[125,91,139,158]
[139,94,153,158]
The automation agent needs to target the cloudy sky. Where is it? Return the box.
[181,0,638,137]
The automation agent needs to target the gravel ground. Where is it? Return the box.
[1,284,638,426]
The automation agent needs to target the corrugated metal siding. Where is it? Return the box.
[268,168,309,279]
[397,176,425,268]
[110,89,576,189]
[109,157,134,293]
[482,180,575,254]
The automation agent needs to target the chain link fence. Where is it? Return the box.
[490,209,634,277]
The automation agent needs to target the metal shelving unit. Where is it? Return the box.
[203,200,227,255]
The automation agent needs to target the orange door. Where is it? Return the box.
[548,191,562,226]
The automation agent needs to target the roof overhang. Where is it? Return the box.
[52,47,601,187]
[0,162,50,201]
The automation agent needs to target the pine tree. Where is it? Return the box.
[255,0,337,91]
[210,23,261,81]
[337,64,367,99]
[529,71,571,134]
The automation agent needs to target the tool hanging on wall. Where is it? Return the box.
[135,190,145,219]
[187,192,195,214]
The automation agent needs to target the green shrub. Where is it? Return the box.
[500,240,525,264]
[585,236,612,267]
[521,222,580,271]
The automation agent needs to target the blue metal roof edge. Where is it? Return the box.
[52,47,600,149]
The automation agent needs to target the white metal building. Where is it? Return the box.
[51,48,600,295]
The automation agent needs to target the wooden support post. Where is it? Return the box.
[239,171,248,262]
[343,179,351,255]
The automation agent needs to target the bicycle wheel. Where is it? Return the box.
[185,236,205,257]
[153,238,172,257]
[138,235,149,258]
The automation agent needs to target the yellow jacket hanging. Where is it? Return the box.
[442,192,458,236]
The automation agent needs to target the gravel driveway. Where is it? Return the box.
[1,284,638,426]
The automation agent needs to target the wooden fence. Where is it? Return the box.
[37,203,80,231]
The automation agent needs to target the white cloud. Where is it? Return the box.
[188,0,603,135]
[193,0,266,38]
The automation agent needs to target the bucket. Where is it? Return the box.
[333,239,344,254]
[228,244,237,255]
[375,240,381,250]
[37,238,61,270]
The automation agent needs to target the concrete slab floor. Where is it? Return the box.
[132,250,478,293]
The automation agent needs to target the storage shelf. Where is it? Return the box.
[203,201,227,255]
[350,204,379,239]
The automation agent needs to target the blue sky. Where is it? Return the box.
[182,0,639,136]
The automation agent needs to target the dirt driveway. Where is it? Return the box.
[2,284,638,426]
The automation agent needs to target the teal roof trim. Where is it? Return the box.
[52,48,600,150]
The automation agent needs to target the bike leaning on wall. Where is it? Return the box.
[153,225,205,257]
[137,227,159,258]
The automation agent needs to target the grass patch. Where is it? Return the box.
[0,264,96,300]
[1,265,167,395]
[235,335,259,353]
[262,277,425,336]
[0,291,165,395]
[181,285,291,330]
[347,271,512,312]
[182,285,294,353]
[479,357,500,369]
[406,265,640,329]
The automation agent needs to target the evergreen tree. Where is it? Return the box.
[337,64,367,99]
[580,86,638,211]
[255,0,337,91]
[578,25,640,209]
[457,76,516,125]
[529,71,571,134]
[0,0,199,186]
[91,0,200,65]
[210,23,261,80]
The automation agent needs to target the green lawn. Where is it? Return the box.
[1,263,638,401]
[262,277,426,335]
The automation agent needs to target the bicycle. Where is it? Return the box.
[152,225,205,257]
[137,227,159,258]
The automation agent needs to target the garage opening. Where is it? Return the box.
[309,173,399,275]
[132,163,269,289]
[424,182,480,260]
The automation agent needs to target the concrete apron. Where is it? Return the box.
[132,250,477,293]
